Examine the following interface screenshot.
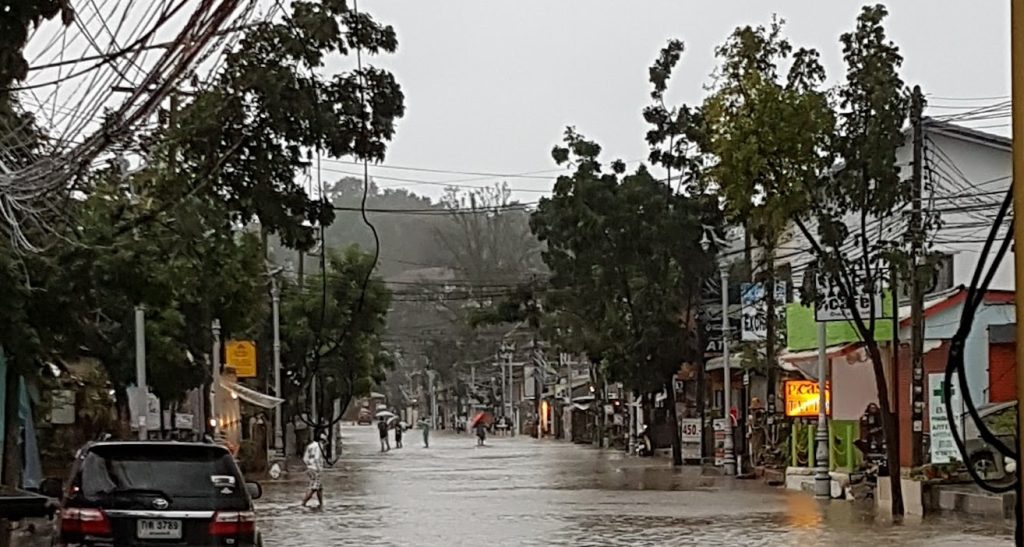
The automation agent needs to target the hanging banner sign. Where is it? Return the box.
[815,282,883,322]
[741,282,787,341]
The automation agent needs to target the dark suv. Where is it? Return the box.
[51,441,263,546]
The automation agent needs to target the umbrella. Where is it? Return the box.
[375,410,397,420]
[469,412,494,428]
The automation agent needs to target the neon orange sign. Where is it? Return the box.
[784,380,831,418]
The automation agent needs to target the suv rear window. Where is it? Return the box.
[76,444,247,508]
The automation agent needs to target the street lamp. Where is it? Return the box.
[719,264,736,476]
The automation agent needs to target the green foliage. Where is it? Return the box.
[171,0,405,250]
[0,1,405,414]
[280,246,391,416]
[39,167,268,405]
[703,17,835,249]
[804,4,911,318]
[532,128,721,393]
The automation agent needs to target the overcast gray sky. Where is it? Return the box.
[326,0,1012,202]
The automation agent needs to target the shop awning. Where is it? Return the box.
[219,379,283,409]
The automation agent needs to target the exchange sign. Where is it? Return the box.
[740,282,787,341]
[784,380,831,418]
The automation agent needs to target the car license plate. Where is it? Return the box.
[137,519,182,539]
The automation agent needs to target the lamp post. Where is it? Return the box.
[271,278,284,456]
[720,264,736,476]
[814,318,830,498]
[211,319,221,435]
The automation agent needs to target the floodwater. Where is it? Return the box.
[257,426,1013,546]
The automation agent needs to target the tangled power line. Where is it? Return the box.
[0,0,269,251]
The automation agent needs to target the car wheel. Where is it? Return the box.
[969,450,999,478]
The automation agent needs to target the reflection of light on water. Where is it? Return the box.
[783,492,823,529]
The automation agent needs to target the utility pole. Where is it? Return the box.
[134,306,148,441]
[909,85,926,466]
[271,277,284,456]
[211,319,221,435]
[1009,0,1024,538]
[720,264,736,476]
[890,262,903,480]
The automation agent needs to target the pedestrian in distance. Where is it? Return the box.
[418,417,430,448]
[475,423,486,446]
[301,431,326,509]
[394,420,403,449]
[378,417,391,452]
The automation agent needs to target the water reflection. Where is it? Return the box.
[257,427,1012,546]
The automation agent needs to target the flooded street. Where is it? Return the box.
[257,427,1012,546]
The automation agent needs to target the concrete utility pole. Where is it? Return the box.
[134,306,147,440]
[211,319,221,435]
[909,85,926,466]
[720,264,736,476]
[271,278,284,456]
[814,319,830,499]
[1010,0,1024,536]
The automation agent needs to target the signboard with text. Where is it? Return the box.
[680,418,701,460]
[928,373,963,464]
[783,380,831,418]
[815,282,883,322]
[741,282,787,341]
[226,340,257,378]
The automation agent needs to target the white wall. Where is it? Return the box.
[774,124,1012,293]
[923,132,1013,290]
[899,301,1015,404]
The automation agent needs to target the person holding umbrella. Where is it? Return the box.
[377,416,391,452]
[470,412,492,446]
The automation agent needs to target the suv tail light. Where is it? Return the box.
[209,511,256,537]
[61,507,112,536]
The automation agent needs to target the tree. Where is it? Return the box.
[703,16,835,425]
[531,128,722,463]
[171,0,405,250]
[436,183,545,286]
[280,246,392,443]
[42,166,268,419]
[0,0,73,89]
[792,5,911,516]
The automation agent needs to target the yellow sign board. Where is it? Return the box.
[784,380,831,418]
[225,340,257,378]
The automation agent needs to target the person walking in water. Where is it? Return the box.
[394,421,403,449]
[475,422,487,446]
[301,431,326,508]
[378,417,391,452]
[418,417,431,448]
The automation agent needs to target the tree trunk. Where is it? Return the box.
[0,368,22,547]
[866,340,904,516]
[668,382,683,466]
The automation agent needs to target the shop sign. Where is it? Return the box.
[783,380,830,418]
[226,340,257,378]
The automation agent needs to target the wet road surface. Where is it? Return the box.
[257,426,1013,546]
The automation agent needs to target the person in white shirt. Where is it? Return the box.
[301,431,326,508]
